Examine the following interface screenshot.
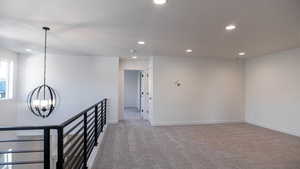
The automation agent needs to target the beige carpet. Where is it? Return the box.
[94,120,300,169]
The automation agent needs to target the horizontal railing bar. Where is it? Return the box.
[65,150,83,169]
[60,113,84,128]
[87,127,95,138]
[0,161,44,165]
[0,139,44,143]
[97,121,103,129]
[64,127,84,148]
[87,140,95,158]
[60,100,104,127]
[87,133,95,147]
[70,154,84,169]
[87,115,95,126]
[64,137,83,158]
[87,147,93,159]
[87,121,94,133]
[65,147,84,169]
[97,123,102,132]
[0,150,43,154]
[68,158,83,169]
[86,132,95,145]
[87,138,94,150]
[64,139,84,157]
[87,115,94,121]
[97,119,102,127]
[87,111,95,118]
[98,124,102,131]
[78,162,84,169]
[65,133,83,155]
[65,143,83,165]
[0,125,59,131]
[97,116,102,124]
[63,119,84,137]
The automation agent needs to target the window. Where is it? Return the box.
[1,149,12,169]
[0,60,13,100]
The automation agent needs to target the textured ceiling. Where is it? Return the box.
[0,0,300,58]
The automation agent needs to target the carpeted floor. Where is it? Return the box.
[94,120,300,169]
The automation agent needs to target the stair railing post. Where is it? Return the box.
[83,112,88,169]
[104,99,107,125]
[44,128,50,169]
[56,127,64,169]
[100,101,103,133]
[94,104,98,146]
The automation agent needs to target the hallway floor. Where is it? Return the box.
[94,121,300,169]
[124,107,142,120]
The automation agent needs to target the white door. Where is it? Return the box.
[141,71,149,120]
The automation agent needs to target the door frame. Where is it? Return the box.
[120,68,151,121]
[118,58,153,123]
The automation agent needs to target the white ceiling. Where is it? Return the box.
[0,0,300,58]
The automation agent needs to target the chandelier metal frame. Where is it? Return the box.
[27,27,57,118]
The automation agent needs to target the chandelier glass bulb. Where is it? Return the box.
[32,99,55,112]
[28,84,57,118]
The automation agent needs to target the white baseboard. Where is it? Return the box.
[151,120,244,126]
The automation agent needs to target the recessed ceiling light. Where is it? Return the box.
[153,0,167,5]
[26,49,32,52]
[131,56,138,59]
[186,49,193,53]
[226,24,236,31]
[137,41,145,45]
[239,52,246,56]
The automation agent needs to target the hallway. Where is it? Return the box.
[93,121,300,169]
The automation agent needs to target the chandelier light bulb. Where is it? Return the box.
[154,0,167,5]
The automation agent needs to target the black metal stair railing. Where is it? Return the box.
[0,98,107,169]
[56,99,107,169]
[0,125,57,168]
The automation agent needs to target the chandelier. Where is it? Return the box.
[27,27,57,118]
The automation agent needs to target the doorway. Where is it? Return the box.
[123,69,151,121]
[119,57,153,122]
[124,70,142,120]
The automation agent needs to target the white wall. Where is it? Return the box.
[0,48,18,126]
[10,46,300,137]
[152,56,245,126]
[245,48,300,137]
[17,54,119,126]
[124,70,139,108]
